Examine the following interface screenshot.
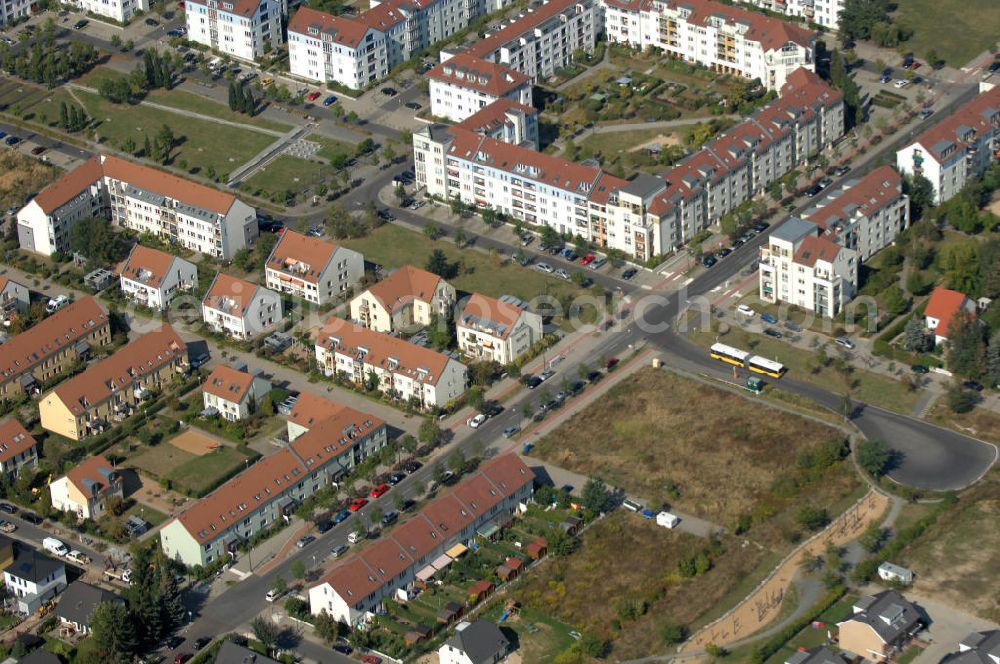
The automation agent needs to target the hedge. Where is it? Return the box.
[749,585,847,664]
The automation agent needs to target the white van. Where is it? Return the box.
[656,511,680,529]
[347,531,364,544]
[42,537,69,556]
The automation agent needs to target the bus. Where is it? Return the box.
[747,355,786,378]
[709,343,750,367]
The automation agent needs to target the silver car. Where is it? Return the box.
[554,269,570,280]
[535,263,554,274]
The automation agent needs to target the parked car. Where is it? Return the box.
[331,544,349,558]
[316,520,334,534]
[30,146,46,156]
[535,263,554,274]
[737,304,755,316]
[764,328,783,338]
[752,221,769,232]
[702,255,717,268]
[919,108,934,119]
[173,655,191,664]
[333,509,351,524]
[145,17,159,25]
[880,72,892,84]
[784,320,802,332]
[370,483,390,499]
[402,460,422,473]
[911,364,930,374]
[0,503,16,515]
[540,368,555,381]
[962,380,984,392]
[524,376,542,389]
[834,337,856,350]
[323,95,337,106]
[332,643,353,655]
[503,425,521,438]
[804,183,824,197]
[621,268,638,280]
[388,472,406,486]
[580,253,595,265]
[761,312,777,324]
[349,498,369,512]
[73,19,88,29]
[404,101,421,110]
[296,535,316,548]
[834,164,851,176]
[554,268,570,280]
[818,177,833,188]
[590,257,607,269]
[716,247,732,258]
[45,295,71,314]
[894,79,910,89]
[23,513,42,525]
[467,413,487,428]
[381,511,398,525]
[193,637,211,651]
[190,353,210,369]
[380,87,397,96]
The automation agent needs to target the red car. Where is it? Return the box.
[348,498,368,512]
[306,90,322,101]
[370,483,390,499]
[362,656,382,664]
[580,253,595,265]
[173,655,192,664]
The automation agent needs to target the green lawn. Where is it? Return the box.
[579,127,683,155]
[314,135,358,161]
[243,155,323,194]
[166,446,250,496]
[124,501,169,527]
[128,443,197,478]
[480,605,578,663]
[762,594,858,664]
[895,0,1000,67]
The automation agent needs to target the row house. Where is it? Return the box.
[427,53,532,123]
[0,419,38,481]
[0,296,110,400]
[264,230,364,306]
[308,454,534,626]
[414,68,843,261]
[49,454,124,521]
[185,0,287,62]
[456,293,543,365]
[285,391,357,442]
[74,0,149,23]
[201,364,271,421]
[601,0,815,91]
[737,0,843,29]
[349,265,456,334]
[896,86,1000,204]
[316,321,468,408]
[758,217,857,317]
[17,154,258,260]
[803,165,910,261]
[118,244,198,311]
[160,403,386,566]
[0,276,30,325]
[38,325,188,441]
[202,273,283,340]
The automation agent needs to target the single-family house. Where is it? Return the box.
[56,580,123,635]
[784,646,853,664]
[456,294,543,365]
[940,630,1000,664]
[264,230,363,306]
[439,619,511,664]
[201,364,271,422]
[0,276,30,322]
[0,419,39,480]
[49,454,124,520]
[118,244,198,310]
[837,590,923,662]
[924,287,977,345]
[214,640,281,664]
[349,266,456,334]
[2,546,67,614]
[202,273,283,340]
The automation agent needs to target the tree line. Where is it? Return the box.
[97,49,174,104]
[0,39,98,88]
[227,80,256,116]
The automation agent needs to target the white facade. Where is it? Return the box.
[3,552,67,615]
[202,274,283,339]
[601,0,815,91]
[758,218,857,318]
[119,250,199,311]
[75,0,149,23]
[348,266,456,334]
[456,294,544,365]
[287,8,391,90]
[896,87,1000,204]
[428,54,532,123]
[185,0,287,62]
[264,231,364,306]
[738,0,843,29]
[201,365,271,421]
[0,0,33,25]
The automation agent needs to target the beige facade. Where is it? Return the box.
[838,621,890,662]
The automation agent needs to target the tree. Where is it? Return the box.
[418,417,442,446]
[250,616,281,655]
[291,560,306,580]
[448,449,466,474]
[882,285,909,316]
[314,610,341,643]
[454,227,467,247]
[426,248,450,277]
[661,622,687,645]
[467,387,485,412]
[432,464,446,486]
[796,504,829,531]
[857,439,891,477]
[986,336,1000,389]
[946,315,987,378]
[580,477,612,515]
[90,601,138,664]
[69,217,126,265]
[945,383,977,414]
[858,522,885,553]
[903,316,932,353]
[540,225,562,251]
[838,0,892,46]
[271,575,288,595]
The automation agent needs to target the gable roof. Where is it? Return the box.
[941,631,1000,664]
[793,234,843,267]
[203,273,266,318]
[30,157,105,214]
[202,364,256,404]
[445,620,510,663]
[0,419,37,466]
[119,244,185,289]
[362,265,446,315]
[56,580,121,626]
[909,87,1000,161]
[806,166,904,231]
[924,287,973,337]
[6,547,63,583]
[456,98,538,136]
[656,0,815,51]
[50,325,186,415]
[266,230,342,284]
[64,455,120,498]
[183,0,265,19]
[287,392,352,432]
[288,7,378,48]
[841,590,922,644]
[466,0,591,59]
[457,293,528,340]
[427,53,530,98]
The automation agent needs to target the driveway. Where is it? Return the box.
[906,593,999,664]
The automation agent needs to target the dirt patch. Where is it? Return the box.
[628,133,682,152]
[927,402,1000,445]
[0,150,61,211]
[988,191,1000,217]
[169,429,225,456]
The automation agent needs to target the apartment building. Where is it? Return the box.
[738,0,843,29]
[264,230,364,306]
[39,325,188,441]
[428,53,532,123]
[118,244,199,311]
[804,166,910,261]
[49,455,124,520]
[602,0,814,91]
[185,0,287,62]
[74,0,149,23]
[316,321,468,408]
[452,0,601,81]
[202,364,271,421]
[202,273,283,339]
[758,217,857,317]
[456,293,543,365]
[17,154,258,260]
[0,296,110,400]
[160,406,387,566]
[414,67,843,261]
[0,276,30,324]
[457,98,540,149]
[0,0,34,27]
[349,265,456,334]
[0,420,38,481]
[308,454,534,626]
[896,87,1000,204]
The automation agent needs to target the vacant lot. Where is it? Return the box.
[926,401,1000,446]
[898,474,1000,621]
[515,513,769,660]
[243,155,322,195]
[533,367,858,528]
[167,445,250,496]
[0,150,61,211]
[128,443,196,478]
[895,0,1000,67]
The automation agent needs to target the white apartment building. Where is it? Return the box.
[16,155,258,260]
[185,0,287,62]
[414,67,844,261]
[264,230,364,305]
[202,273,282,339]
[119,244,198,311]
[349,265,456,334]
[0,0,34,26]
[758,217,857,317]
[450,0,602,80]
[456,293,543,365]
[804,165,910,262]
[428,53,532,122]
[202,364,271,421]
[601,0,815,91]
[458,98,540,149]
[316,321,468,408]
[75,0,149,23]
[737,0,843,29]
[896,87,1000,204]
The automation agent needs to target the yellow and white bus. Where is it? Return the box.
[747,355,786,378]
[709,343,751,367]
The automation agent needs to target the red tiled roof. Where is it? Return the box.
[456,98,538,136]
[289,406,385,469]
[806,166,903,231]
[457,293,527,340]
[793,234,843,267]
[466,0,588,59]
[359,2,407,32]
[266,231,341,285]
[202,365,255,404]
[0,419,37,466]
[203,273,265,317]
[664,0,815,51]
[924,288,973,339]
[288,7,374,48]
[362,266,445,315]
[119,245,182,289]
[185,0,265,18]
[30,157,104,214]
[427,53,530,98]
[65,454,119,497]
[910,87,1000,161]
[0,296,108,386]
[287,392,350,432]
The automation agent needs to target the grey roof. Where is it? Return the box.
[842,590,922,644]
[214,640,281,664]
[19,651,61,664]
[785,646,851,664]
[56,580,121,626]
[941,631,1000,664]
[621,173,666,199]
[445,620,510,664]
[6,548,64,583]
[770,217,818,244]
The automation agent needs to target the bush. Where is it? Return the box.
[749,586,846,664]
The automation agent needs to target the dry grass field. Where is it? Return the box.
[0,151,61,211]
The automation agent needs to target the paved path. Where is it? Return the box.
[227,123,315,186]
[587,115,740,135]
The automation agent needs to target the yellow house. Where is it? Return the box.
[349,266,455,334]
[837,590,922,662]
[49,454,124,520]
[39,325,188,441]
